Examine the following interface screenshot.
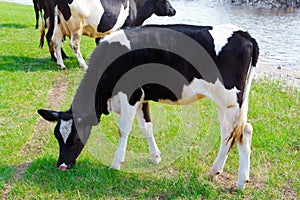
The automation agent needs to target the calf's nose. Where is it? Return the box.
[58,163,68,171]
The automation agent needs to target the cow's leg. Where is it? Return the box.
[46,24,57,62]
[236,122,253,189]
[137,102,161,164]
[52,26,66,69]
[39,10,46,48]
[70,32,88,70]
[209,105,239,179]
[111,92,139,170]
[34,2,39,29]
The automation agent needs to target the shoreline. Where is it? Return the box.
[256,64,300,89]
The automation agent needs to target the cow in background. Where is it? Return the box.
[33,0,44,29]
[35,0,69,60]
[39,0,176,69]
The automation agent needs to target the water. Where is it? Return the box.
[0,0,32,5]
[3,0,300,71]
[144,0,300,71]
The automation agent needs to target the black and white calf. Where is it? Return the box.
[38,24,259,189]
[46,0,176,69]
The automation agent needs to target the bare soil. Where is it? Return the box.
[1,75,69,199]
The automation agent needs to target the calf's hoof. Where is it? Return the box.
[110,162,121,170]
[80,64,89,70]
[208,171,222,181]
[151,153,161,164]
[57,64,66,70]
[235,179,249,190]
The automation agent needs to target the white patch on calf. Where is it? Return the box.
[59,119,73,144]
[209,24,243,55]
[159,78,239,108]
[102,30,131,50]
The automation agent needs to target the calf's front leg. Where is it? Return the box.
[110,92,139,170]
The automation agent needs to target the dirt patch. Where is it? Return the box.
[21,76,69,157]
[214,171,236,188]
[280,179,297,200]
[1,75,69,200]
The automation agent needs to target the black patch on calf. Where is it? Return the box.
[216,32,254,105]
[97,48,203,110]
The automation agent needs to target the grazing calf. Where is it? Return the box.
[38,24,259,189]
[41,0,176,69]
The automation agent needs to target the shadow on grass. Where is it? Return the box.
[14,157,220,199]
[0,56,79,72]
[0,23,28,29]
[0,165,16,191]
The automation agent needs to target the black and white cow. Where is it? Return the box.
[33,0,45,29]
[38,24,259,189]
[43,0,176,69]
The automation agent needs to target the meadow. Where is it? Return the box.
[0,2,299,199]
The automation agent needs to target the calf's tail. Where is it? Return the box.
[230,33,259,147]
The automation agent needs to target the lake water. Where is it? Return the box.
[3,0,300,71]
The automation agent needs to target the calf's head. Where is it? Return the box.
[153,0,176,17]
[38,109,95,170]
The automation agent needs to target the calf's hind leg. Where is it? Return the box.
[236,122,253,189]
[137,102,161,164]
[209,105,239,179]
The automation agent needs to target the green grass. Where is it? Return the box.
[0,2,299,199]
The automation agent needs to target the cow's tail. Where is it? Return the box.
[39,9,45,48]
[230,32,259,148]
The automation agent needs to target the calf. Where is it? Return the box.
[38,24,259,189]
[42,0,176,69]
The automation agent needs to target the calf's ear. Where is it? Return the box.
[37,109,60,122]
